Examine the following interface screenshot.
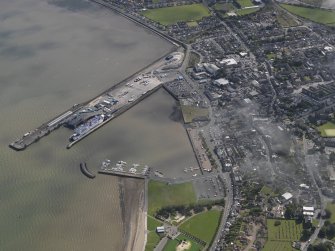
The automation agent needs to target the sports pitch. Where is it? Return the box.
[280,4,335,25]
[141,4,210,25]
[148,180,196,215]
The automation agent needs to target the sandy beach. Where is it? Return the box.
[119,178,146,251]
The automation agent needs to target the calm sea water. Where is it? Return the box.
[0,0,197,250]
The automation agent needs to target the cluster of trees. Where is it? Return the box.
[240,181,263,207]
[301,227,316,242]
[308,242,334,251]
[318,221,335,240]
[284,202,301,219]
[155,199,225,219]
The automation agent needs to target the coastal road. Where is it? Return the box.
[210,172,233,251]
[179,44,234,251]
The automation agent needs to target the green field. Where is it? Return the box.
[326,202,335,223]
[148,181,197,215]
[280,4,335,25]
[317,122,335,137]
[263,219,303,251]
[263,240,297,251]
[267,219,303,240]
[145,216,163,251]
[276,11,300,27]
[163,234,202,251]
[236,7,260,16]
[213,3,236,12]
[181,105,209,123]
[141,4,211,25]
[236,0,255,8]
[179,210,221,243]
[260,185,275,196]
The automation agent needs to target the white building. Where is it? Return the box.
[303,206,314,216]
[299,183,310,189]
[156,226,165,233]
[219,58,238,66]
[281,192,293,202]
[213,78,229,87]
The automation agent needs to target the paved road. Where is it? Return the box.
[210,172,234,251]
[179,40,234,251]
[301,134,327,251]
[154,237,168,251]
[149,172,218,184]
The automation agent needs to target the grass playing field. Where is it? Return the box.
[141,4,211,26]
[163,234,202,251]
[263,219,303,251]
[148,180,196,215]
[179,210,221,243]
[317,122,335,137]
[280,4,335,25]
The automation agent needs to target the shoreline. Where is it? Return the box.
[125,189,146,251]
[119,178,146,251]
[77,2,188,251]
[88,0,185,48]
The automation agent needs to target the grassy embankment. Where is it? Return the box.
[280,4,335,26]
[236,8,260,16]
[263,219,303,251]
[142,4,211,26]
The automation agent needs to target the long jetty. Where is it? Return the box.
[98,169,146,179]
[9,0,189,152]
[66,84,162,149]
[9,46,178,151]
[9,104,83,151]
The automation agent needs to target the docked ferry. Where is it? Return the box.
[70,114,105,141]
